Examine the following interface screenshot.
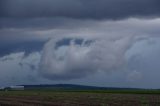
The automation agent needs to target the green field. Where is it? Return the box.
[0,90,160,106]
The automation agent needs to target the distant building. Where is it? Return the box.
[10,86,24,90]
[4,86,24,91]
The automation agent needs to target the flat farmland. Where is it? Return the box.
[0,90,160,106]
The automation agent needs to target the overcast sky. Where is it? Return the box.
[0,0,160,88]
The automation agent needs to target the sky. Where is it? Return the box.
[0,0,160,88]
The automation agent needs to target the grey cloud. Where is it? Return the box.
[127,70,142,82]
[39,36,135,80]
[125,39,160,88]
[0,17,93,30]
[0,17,160,84]
[1,0,160,19]
[0,56,14,62]
[19,62,36,71]
[37,18,160,80]
[0,40,45,57]
[0,52,44,86]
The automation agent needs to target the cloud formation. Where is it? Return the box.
[0,0,160,87]
[39,36,135,80]
[0,40,45,57]
[1,17,160,81]
[36,18,160,80]
[0,21,160,88]
[1,0,160,19]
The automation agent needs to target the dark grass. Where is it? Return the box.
[0,89,160,95]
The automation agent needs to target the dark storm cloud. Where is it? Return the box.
[0,40,45,57]
[0,0,160,19]
[0,17,88,29]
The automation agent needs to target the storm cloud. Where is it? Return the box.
[39,36,134,80]
[37,18,160,80]
[1,0,160,19]
[0,0,160,88]
[0,40,45,57]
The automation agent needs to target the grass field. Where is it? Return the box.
[0,90,160,106]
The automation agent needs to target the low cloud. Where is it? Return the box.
[0,52,44,86]
[39,36,134,80]
[37,18,160,80]
[127,70,142,82]
[0,18,160,84]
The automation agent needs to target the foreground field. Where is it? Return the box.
[0,90,160,106]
